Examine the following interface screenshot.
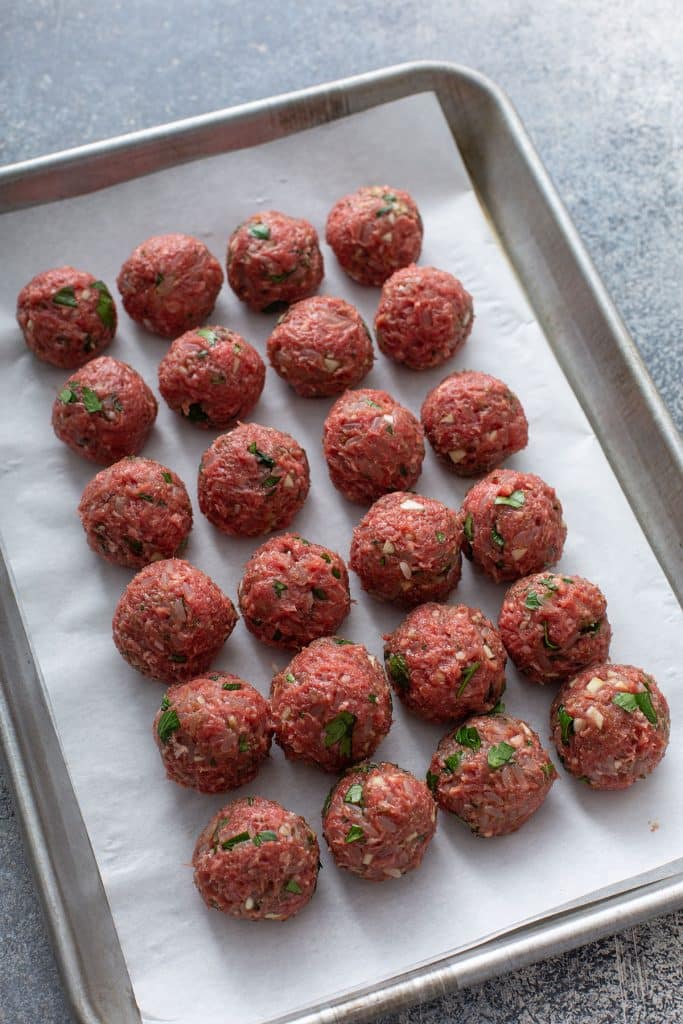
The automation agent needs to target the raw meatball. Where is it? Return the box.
[323,389,425,504]
[428,712,557,836]
[421,370,528,475]
[117,233,223,338]
[52,356,157,464]
[266,296,373,397]
[193,797,319,921]
[153,672,272,793]
[550,663,670,790]
[461,469,566,583]
[322,762,437,881]
[270,637,392,772]
[350,491,462,607]
[238,533,350,649]
[499,573,611,685]
[227,210,324,312]
[78,456,192,568]
[384,603,506,723]
[198,423,310,537]
[158,325,265,429]
[112,558,238,683]
[325,185,423,286]
[375,265,474,370]
[16,266,116,368]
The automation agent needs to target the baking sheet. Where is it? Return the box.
[0,91,681,1024]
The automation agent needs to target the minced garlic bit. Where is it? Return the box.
[585,677,606,694]
[585,706,604,730]
[323,357,340,372]
[400,499,424,511]
[399,561,412,579]
[448,449,466,463]
[382,539,395,555]
[511,547,527,560]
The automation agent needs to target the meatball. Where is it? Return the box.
[325,185,423,286]
[550,664,670,790]
[198,423,310,537]
[116,233,223,338]
[421,370,528,475]
[266,296,373,397]
[78,456,192,568]
[153,672,272,793]
[158,325,265,429]
[270,637,392,772]
[428,712,557,836]
[16,266,116,368]
[384,603,506,723]
[226,210,324,312]
[322,762,436,881]
[112,558,238,683]
[193,797,319,921]
[238,533,350,650]
[461,469,566,583]
[375,265,474,370]
[350,492,462,607]
[499,573,611,685]
[323,388,425,504]
[52,356,157,464]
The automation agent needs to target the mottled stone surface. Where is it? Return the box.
[1,1,681,1022]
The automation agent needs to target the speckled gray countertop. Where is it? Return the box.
[1,3,681,1023]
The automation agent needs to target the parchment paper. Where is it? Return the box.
[0,93,681,1024]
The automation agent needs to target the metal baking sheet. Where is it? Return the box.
[1,62,682,1024]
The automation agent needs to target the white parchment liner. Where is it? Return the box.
[0,93,680,1024]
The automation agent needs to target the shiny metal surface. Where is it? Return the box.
[0,61,681,1024]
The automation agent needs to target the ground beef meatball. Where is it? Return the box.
[116,233,223,338]
[52,356,157,464]
[421,370,528,475]
[158,325,265,429]
[375,265,474,370]
[266,296,373,397]
[325,185,423,286]
[16,266,116,368]
[550,664,670,790]
[350,492,462,607]
[428,712,557,836]
[461,469,566,583]
[78,456,192,568]
[499,573,611,685]
[384,603,506,723]
[227,210,324,312]
[112,558,238,683]
[193,797,319,921]
[198,423,310,537]
[153,672,272,793]
[322,762,436,881]
[238,533,350,650]
[270,637,392,772]
[323,389,425,504]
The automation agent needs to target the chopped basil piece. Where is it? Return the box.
[488,700,506,715]
[444,752,462,773]
[268,269,295,283]
[557,704,574,744]
[247,441,276,468]
[248,222,271,240]
[386,652,410,689]
[345,825,365,844]
[344,783,363,805]
[111,396,123,413]
[52,286,78,308]
[221,831,250,851]
[385,422,394,435]
[435,531,446,543]
[323,710,356,757]
[541,577,559,592]
[322,787,334,817]
[541,762,555,778]
[312,587,327,600]
[487,741,515,769]
[320,552,332,563]
[332,637,353,645]
[524,590,543,610]
[457,661,480,697]
[196,328,218,346]
[137,493,155,503]
[562,577,574,584]
[208,673,222,681]
[463,513,474,543]
[157,709,180,743]
[491,526,505,549]
[273,580,288,598]
[155,272,164,286]
[58,386,77,404]
[252,830,278,847]
[71,385,102,413]
[262,475,282,489]
[160,695,171,711]
[455,725,481,751]
[363,397,382,409]
[612,691,658,725]
[285,673,296,683]
[92,281,115,329]
[161,471,173,484]
[494,490,525,509]
[169,653,187,663]
[238,735,250,753]
[368,693,378,703]
[426,771,439,792]
[580,620,602,635]
[222,682,242,690]
[331,566,341,579]
[186,402,208,423]
[284,879,302,895]
[542,622,559,650]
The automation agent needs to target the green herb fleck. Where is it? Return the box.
[273,580,288,598]
[345,825,365,843]
[247,441,276,468]
[457,662,480,698]
[161,471,173,484]
[541,577,559,592]
[53,286,78,308]
[137,492,155,503]
[322,787,334,817]
[320,552,332,563]
[541,762,555,778]
[557,704,574,744]
[386,652,410,689]
[58,386,77,404]
[312,587,327,601]
[344,783,363,805]
[252,830,278,847]
[613,691,658,725]
[444,752,462,773]
[169,653,187,663]
[580,620,602,635]
[332,637,353,645]
[249,222,271,240]
[436,531,446,543]
[426,771,439,792]
[285,673,296,683]
[92,281,115,329]
[125,537,143,556]
[455,725,481,751]
[525,590,543,610]
[284,879,302,895]
[262,475,282,489]
[542,621,559,650]
[494,490,525,509]
[222,682,242,690]
[323,710,356,758]
[363,397,382,409]
[562,577,574,584]
[331,566,341,579]
[238,735,250,753]
[368,693,378,703]
[491,526,505,549]
[160,695,171,711]
[487,741,515,769]
[155,272,164,286]
[157,709,180,744]
[463,513,474,543]
[221,831,250,851]
[196,327,218,345]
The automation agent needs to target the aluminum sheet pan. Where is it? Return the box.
[0,62,682,1024]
